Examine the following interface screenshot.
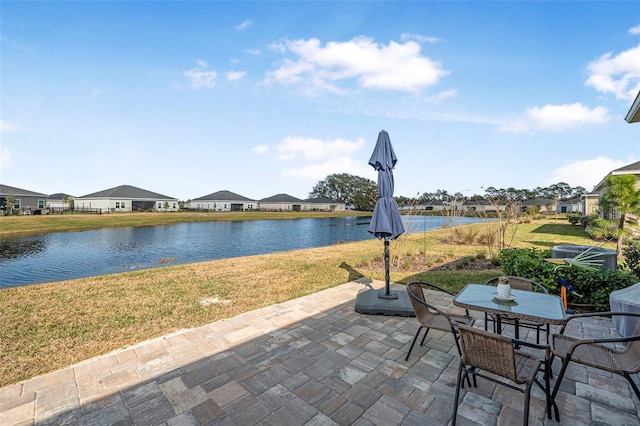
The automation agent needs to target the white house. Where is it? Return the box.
[75,185,179,212]
[47,193,74,211]
[258,194,309,211]
[583,161,640,218]
[305,197,346,212]
[191,190,257,211]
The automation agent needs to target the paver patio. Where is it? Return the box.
[1,279,639,425]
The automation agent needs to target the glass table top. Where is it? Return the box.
[453,283,566,323]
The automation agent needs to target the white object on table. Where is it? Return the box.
[609,282,640,338]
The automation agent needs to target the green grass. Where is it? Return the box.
[0,218,609,387]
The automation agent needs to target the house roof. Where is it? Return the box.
[625,90,640,123]
[0,184,47,198]
[48,193,75,200]
[521,197,554,206]
[592,160,640,192]
[78,185,176,200]
[259,193,304,203]
[192,190,254,202]
[306,197,343,204]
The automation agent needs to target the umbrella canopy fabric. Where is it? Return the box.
[368,130,405,241]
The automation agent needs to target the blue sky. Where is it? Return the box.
[2,1,639,201]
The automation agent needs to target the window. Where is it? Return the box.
[158,202,162,209]
[173,203,176,209]
[121,202,125,209]
[38,199,45,209]
[115,202,120,208]
[14,199,21,209]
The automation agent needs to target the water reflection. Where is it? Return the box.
[0,216,491,288]
[0,237,47,261]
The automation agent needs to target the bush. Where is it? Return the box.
[587,218,618,240]
[622,240,640,278]
[579,215,595,229]
[567,213,581,225]
[499,247,637,311]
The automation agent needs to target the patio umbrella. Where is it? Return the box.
[368,130,405,299]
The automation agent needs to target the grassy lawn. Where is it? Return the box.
[0,218,609,387]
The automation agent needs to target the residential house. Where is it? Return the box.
[258,194,309,211]
[0,184,47,213]
[521,197,556,214]
[75,185,179,212]
[626,89,640,123]
[557,197,583,214]
[306,197,346,212]
[191,190,257,211]
[47,193,74,211]
[583,160,640,218]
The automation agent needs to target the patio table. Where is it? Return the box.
[453,283,567,335]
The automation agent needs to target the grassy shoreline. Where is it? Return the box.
[0,219,607,387]
[0,210,372,237]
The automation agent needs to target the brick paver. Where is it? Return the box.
[1,279,639,425]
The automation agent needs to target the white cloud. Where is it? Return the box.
[226,71,246,81]
[265,36,448,93]
[246,48,262,55]
[252,144,269,154]
[185,62,217,89]
[629,25,640,35]
[498,103,609,133]
[276,136,365,161]
[235,19,253,31]
[585,44,640,100]
[282,156,373,180]
[424,89,457,103]
[0,147,12,168]
[0,120,23,133]
[547,157,629,190]
[400,32,441,44]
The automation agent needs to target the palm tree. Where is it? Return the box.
[600,174,640,258]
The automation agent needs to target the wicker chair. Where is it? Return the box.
[551,312,640,405]
[452,324,558,426]
[405,281,475,361]
[485,276,550,343]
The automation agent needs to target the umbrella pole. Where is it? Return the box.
[379,239,398,300]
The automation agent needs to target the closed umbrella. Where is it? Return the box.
[355,130,413,317]
[368,130,405,298]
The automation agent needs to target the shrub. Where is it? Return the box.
[579,215,595,229]
[567,213,581,225]
[622,240,640,278]
[499,247,637,311]
[587,218,618,240]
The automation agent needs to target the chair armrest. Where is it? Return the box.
[564,334,640,355]
[558,312,640,334]
[408,281,456,297]
[407,281,473,317]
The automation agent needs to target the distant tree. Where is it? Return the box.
[309,173,377,211]
[6,195,15,215]
[600,174,640,258]
[62,195,69,211]
[163,201,170,211]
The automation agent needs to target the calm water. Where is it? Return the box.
[0,216,488,288]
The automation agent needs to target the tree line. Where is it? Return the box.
[309,173,588,211]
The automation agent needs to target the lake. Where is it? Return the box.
[0,216,489,288]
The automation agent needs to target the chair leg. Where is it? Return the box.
[624,373,640,401]
[420,328,430,346]
[523,383,532,426]
[405,326,424,361]
[452,360,464,426]
[551,355,572,400]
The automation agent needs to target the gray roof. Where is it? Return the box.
[613,161,640,173]
[48,193,75,200]
[192,190,254,202]
[522,197,554,206]
[625,89,640,123]
[78,185,175,200]
[259,193,304,203]
[306,197,342,204]
[0,184,47,197]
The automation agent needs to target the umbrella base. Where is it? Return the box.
[354,288,415,317]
